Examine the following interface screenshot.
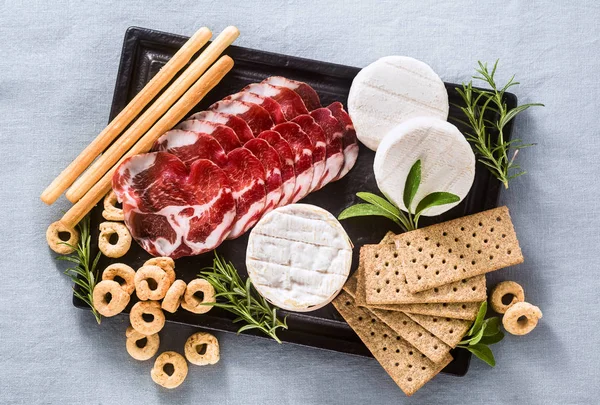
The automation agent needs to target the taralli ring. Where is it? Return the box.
[502,301,543,336]
[102,263,136,295]
[184,332,220,366]
[46,221,80,254]
[151,351,188,389]
[490,281,525,314]
[144,257,176,284]
[92,280,130,317]
[135,265,171,301]
[102,190,124,221]
[98,221,132,258]
[125,326,160,361]
[130,301,165,335]
[181,279,216,314]
[161,280,187,313]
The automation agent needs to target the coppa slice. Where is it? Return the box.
[246,204,352,312]
[243,83,309,120]
[244,138,283,214]
[291,115,326,192]
[152,130,228,167]
[209,99,273,136]
[225,92,286,125]
[183,111,254,143]
[112,152,236,258]
[262,76,321,110]
[222,148,267,239]
[374,117,475,216]
[309,108,344,188]
[258,130,296,207]
[176,120,241,153]
[327,102,359,180]
[272,122,314,202]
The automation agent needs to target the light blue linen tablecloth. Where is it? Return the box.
[1,1,598,403]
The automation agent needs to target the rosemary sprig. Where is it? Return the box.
[57,216,102,324]
[456,302,504,367]
[199,253,288,343]
[454,60,544,188]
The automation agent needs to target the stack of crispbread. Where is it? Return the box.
[332,206,523,395]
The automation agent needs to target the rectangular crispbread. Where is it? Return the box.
[332,290,452,396]
[404,312,471,348]
[362,243,487,304]
[395,206,523,293]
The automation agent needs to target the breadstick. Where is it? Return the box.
[65,26,240,203]
[60,55,234,228]
[40,26,212,205]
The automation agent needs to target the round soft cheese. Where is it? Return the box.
[246,204,352,312]
[373,117,475,217]
[348,55,449,151]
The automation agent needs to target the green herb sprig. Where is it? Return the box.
[454,60,544,188]
[57,216,102,324]
[457,301,504,367]
[338,160,460,231]
[199,253,288,343]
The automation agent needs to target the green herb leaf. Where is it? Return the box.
[468,301,488,336]
[338,203,401,226]
[479,331,504,345]
[356,192,402,218]
[403,160,421,210]
[466,343,496,367]
[414,192,460,218]
[482,317,501,336]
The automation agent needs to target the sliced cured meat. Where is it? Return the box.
[209,100,273,136]
[309,108,345,189]
[327,102,359,180]
[153,130,228,168]
[244,138,283,215]
[258,130,296,207]
[225,92,286,125]
[262,77,321,111]
[176,120,241,153]
[291,115,326,192]
[183,111,254,143]
[112,152,236,258]
[243,83,309,120]
[271,122,314,202]
[222,148,267,239]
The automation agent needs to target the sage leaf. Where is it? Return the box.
[479,331,504,345]
[468,301,488,336]
[460,323,486,346]
[338,203,401,226]
[356,192,401,217]
[466,343,496,367]
[483,317,500,336]
[415,192,461,217]
[403,160,421,210]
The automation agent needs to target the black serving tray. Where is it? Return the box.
[74,26,517,377]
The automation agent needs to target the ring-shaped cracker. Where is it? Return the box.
[102,263,136,295]
[125,326,160,361]
[46,221,80,254]
[98,221,132,258]
[490,281,525,314]
[184,332,220,366]
[102,190,124,221]
[181,279,215,314]
[144,257,176,284]
[130,301,165,335]
[161,280,187,313]
[135,265,170,301]
[92,280,130,317]
[151,351,188,389]
[502,301,542,336]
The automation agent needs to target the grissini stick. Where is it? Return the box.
[40,26,212,205]
[60,55,234,228]
[65,26,240,203]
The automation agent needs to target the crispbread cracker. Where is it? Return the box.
[404,312,471,348]
[333,291,452,396]
[395,206,523,293]
[363,244,487,304]
[353,232,395,306]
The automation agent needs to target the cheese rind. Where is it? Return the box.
[246,204,352,312]
[348,55,449,151]
[374,117,475,217]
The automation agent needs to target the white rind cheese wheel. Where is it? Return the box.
[374,117,475,217]
[246,204,352,312]
[348,55,449,151]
